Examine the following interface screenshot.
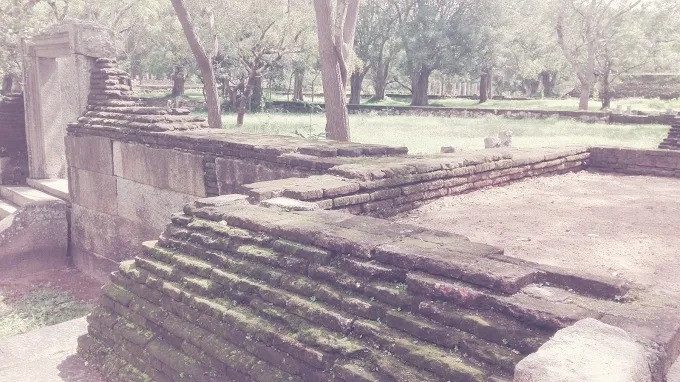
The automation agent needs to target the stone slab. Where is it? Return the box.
[70,204,159,267]
[514,318,652,382]
[26,178,70,201]
[0,317,106,382]
[113,141,206,196]
[69,168,117,215]
[65,135,113,175]
[116,178,197,232]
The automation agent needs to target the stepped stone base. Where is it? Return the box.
[78,196,660,382]
[659,123,680,150]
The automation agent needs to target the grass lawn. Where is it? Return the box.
[0,284,91,339]
[365,96,680,114]
[221,112,670,154]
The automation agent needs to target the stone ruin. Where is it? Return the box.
[2,21,680,382]
[659,121,680,150]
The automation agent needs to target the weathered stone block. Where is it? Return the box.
[116,178,197,232]
[69,167,117,215]
[514,318,652,382]
[65,135,113,174]
[71,204,160,267]
[113,141,206,196]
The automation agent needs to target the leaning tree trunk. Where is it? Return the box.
[292,70,304,101]
[170,0,222,129]
[410,66,431,106]
[2,75,13,95]
[313,0,359,142]
[171,65,187,98]
[349,71,364,105]
[237,73,257,126]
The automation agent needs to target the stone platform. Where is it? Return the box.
[77,196,678,382]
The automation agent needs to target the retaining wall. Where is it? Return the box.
[78,196,638,382]
[268,101,679,125]
[589,147,680,178]
[0,94,28,184]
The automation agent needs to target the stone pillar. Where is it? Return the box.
[21,22,114,179]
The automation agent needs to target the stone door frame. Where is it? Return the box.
[21,22,114,179]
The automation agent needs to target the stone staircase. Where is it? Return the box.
[659,122,680,150]
[0,179,70,275]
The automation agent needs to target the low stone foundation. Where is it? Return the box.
[78,196,637,382]
[590,147,680,178]
[243,147,590,217]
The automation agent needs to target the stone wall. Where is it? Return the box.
[243,147,591,217]
[268,101,679,125]
[67,59,408,281]
[589,146,680,178]
[659,123,680,150]
[0,93,28,184]
[78,196,636,382]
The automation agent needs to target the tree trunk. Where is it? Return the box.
[578,82,591,111]
[170,0,222,129]
[293,70,304,101]
[372,61,389,101]
[171,65,186,98]
[251,75,263,111]
[479,74,488,103]
[313,0,359,142]
[349,71,364,105]
[410,66,431,106]
[540,71,557,97]
[1,75,12,95]
[600,67,612,110]
[237,73,257,126]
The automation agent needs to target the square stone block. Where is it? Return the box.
[65,135,113,174]
[116,178,197,232]
[113,141,207,196]
[70,203,160,266]
[69,167,117,215]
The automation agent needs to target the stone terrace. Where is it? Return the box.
[78,196,658,382]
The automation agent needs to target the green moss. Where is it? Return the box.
[183,276,218,295]
[102,284,133,306]
[297,328,365,355]
[190,218,269,244]
[273,239,332,263]
[236,244,280,265]
[463,314,491,328]
[174,254,213,277]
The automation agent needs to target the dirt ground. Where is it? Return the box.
[393,171,680,309]
[0,267,103,305]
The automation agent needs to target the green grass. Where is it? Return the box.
[220,112,670,154]
[364,95,680,114]
[0,284,91,339]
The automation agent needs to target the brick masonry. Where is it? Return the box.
[659,122,680,150]
[78,197,640,382]
[0,93,28,184]
[590,146,680,178]
[66,60,680,382]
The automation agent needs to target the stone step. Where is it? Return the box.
[0,198,18,220]
[0,185,61,207]
[26,178,70,201]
